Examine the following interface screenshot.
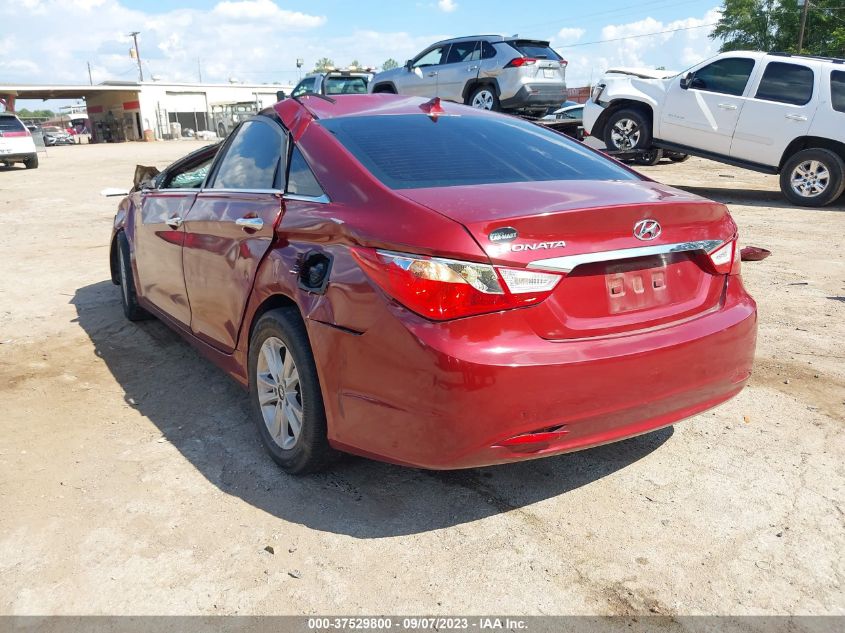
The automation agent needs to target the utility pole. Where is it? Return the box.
[129,31,144,82]
[87,61,93,85]
[797,0,810,54]
[197,58,203,83]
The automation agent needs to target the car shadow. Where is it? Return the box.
[72,279,673,538]
[654,184,845,211]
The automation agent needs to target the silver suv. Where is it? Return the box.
[369,35,567,115]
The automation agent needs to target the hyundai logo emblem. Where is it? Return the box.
[633,219,661,241]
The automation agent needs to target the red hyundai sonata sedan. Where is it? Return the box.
[110,94,756,473]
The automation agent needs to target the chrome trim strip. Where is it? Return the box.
[284,193,331,204]
[528,240,724,272]
[199,188,283,194]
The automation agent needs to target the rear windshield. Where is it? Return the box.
[320,114,637,190]
[0,116,26,133]
[325,76,368,95]
[508,40,562,61]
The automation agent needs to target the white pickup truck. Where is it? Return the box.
[584,51,845,206]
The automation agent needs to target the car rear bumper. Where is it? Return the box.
[309,277,757,470]
[0,151,37,162]
[500,83,568,110]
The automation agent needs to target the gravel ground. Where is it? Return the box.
[0,141,842,615]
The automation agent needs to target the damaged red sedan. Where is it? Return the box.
[110,94,757,473]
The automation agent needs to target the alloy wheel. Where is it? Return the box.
[471,90,495,110]
[790,160,830,198]
[256,336,303,450]
[610,118,641,151]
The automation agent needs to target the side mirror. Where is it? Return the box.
[679,72,692,89]
[405,59,413,71]
[276,90,286,101]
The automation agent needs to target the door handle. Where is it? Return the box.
[235,217,264,231]
[785,113,808,121]
[166,216,183,229]
[717,103,738,110]
[426,71,438,77]
[468,66,479,71]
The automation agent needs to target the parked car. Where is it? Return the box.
[545,102,583,122]
[369,36,567,115]
[41,125,74,146]
[110,93,757,474]
[212,101,260,138]
[290,68,373,99]
[584,52,845,206]
[0,112,38,169]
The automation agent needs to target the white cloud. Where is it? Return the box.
[212,0,326,27]
[554,8,722,87]
[557,27,585,43]
[437,0,458,13]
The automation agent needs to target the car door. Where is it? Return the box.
[181,117,286,353]
[132,147,216,326]
[659,56,758,155]
[396,45,449,97]
[730,60,818,166]
[437,40,481,102]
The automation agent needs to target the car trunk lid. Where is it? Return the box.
[396,180,736,339]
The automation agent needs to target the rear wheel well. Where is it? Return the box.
[779,136,845,172]
[593,100,654,141]
[462,79,499,104]
[248,294,300,348]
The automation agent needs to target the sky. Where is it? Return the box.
[2,0,724,108]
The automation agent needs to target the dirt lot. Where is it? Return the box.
[0,141,843,616]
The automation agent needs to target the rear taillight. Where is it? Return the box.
[706,239,741,276]
[505,57,537,68]
[559,59,568,67]
[351,248,562,320]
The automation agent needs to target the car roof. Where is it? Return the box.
[276,93,488,124]
[428,34,550,47]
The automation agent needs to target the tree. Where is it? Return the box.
[14,108,54,119]
[313,57,335,72]
[712,0,845,56]
[349,59,361,69]
[382,58,399,71]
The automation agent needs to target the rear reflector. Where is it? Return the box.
[351,248,562,320]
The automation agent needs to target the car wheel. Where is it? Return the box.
[633,148,663,166]
[217,123,226,138]
[23,154,38,169]
[668,153,690,163]
[780,148,845,207]
[605,108,652,152]
[116,232,152,321]
[469,85,499,111]
[249,307,336,475]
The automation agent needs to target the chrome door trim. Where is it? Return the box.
[235,217,265,231]
[528,240,724,273]
[283,193,331,204]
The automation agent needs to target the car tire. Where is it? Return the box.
[780,148,845,207]
[605,108,652,152]
[468,85,500,111]
[668,153,690,163]
[248,307,336,475]
[116,232,152,321]
[23,154,38,169]
[633,148,663,166]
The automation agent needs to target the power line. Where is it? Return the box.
[558,22,718,48]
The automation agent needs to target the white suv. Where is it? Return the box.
[0,112,39,169]
[584,52,845,206]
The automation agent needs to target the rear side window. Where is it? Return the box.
[446,41,480,64]
[320,114,638,190]
[481,41,496,59]
[0,116,26,133]
[324,76,368,95]
[755,62,814,106]
[287,146,324,197]
[509,40,561,61]
[211,120,283,190]
[691,58,756,96]
[831,70,845,113]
